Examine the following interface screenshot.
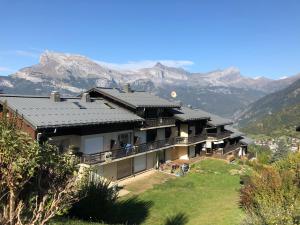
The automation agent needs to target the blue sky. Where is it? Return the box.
[0,0,300,79]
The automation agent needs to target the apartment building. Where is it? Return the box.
[0,85,249,181]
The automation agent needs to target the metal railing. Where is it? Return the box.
[80,138,175,164]
[143,117,176,129]
[222,143,241,154]
[175,134,207,145]
[80,134,242,164]
[207,131,232,140]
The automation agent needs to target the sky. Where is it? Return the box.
[0,0,300,79]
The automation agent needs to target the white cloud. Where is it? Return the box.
[95,60,194,71]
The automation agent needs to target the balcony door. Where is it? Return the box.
[82,135,104,154]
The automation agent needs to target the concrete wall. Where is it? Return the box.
[180,124,189,137]
[146,152,156,169]
[103,162,118,181]
[171,146,188,160]
[178,146,189,160]
[165,148,173,161]
[156,128,165,140]
[171,126,178,138]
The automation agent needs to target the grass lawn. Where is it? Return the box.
[53,159,245,225]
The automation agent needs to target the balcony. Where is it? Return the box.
[175,134,207,146]
[222,143,241,154]
[207,131,232,140]
[141,117,176,130]
[80,133,210,165]
[80,138,175,164]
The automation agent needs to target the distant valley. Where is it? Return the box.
[1,51,300,118]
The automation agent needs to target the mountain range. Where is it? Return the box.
[1,51,300,118]
[237,78,300,137]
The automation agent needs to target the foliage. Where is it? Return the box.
[68,177,118,222]
[241,153,300,225]
[270,139,291,163]
[0,104,81,225]
[247,144,272,164]
[241,103,300,138]
[56,159,244,225]
[68,176,153,224]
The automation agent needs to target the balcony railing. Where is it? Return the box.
[142,117,176,129]
[223,143,241,154]
[207,131,232,140]
[80,138,175,164]
[175,134,207,145]
[79,133,235,164]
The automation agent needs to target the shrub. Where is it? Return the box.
[68,178,118,222]
[240,155,300,225]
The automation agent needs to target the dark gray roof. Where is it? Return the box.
[172,107,210,121]
[91,87,181,109]
[241,136,254,145]
[207,114,233,127]
[0,95,144,129]
[226,126,244,139]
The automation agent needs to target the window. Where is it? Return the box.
[82,135,103,154]
[118,133,131,147]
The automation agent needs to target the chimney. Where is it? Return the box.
[50,91,60,102]
[81,93,91,102]
[123,83,131,93]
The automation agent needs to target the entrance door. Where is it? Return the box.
[134,154,147,173]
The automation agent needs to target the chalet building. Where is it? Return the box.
[0,85,248,181]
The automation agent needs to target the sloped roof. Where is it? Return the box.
[0,95,144,129]
[226,126,245,139]
[207,114,233,127]
[241,136,254,145]
[172,107,210,121]
[90,87,181,109]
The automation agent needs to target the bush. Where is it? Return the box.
[240,153,300,225]
[68,178,118,222]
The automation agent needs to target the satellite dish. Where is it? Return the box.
[171,91,177,98]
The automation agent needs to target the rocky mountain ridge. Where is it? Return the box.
[0,51,299,117]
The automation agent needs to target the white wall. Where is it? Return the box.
[52,129,134,154]
[180,124,189,137]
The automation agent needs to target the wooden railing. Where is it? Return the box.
[143,117,176,129]
[207,131,232,139]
